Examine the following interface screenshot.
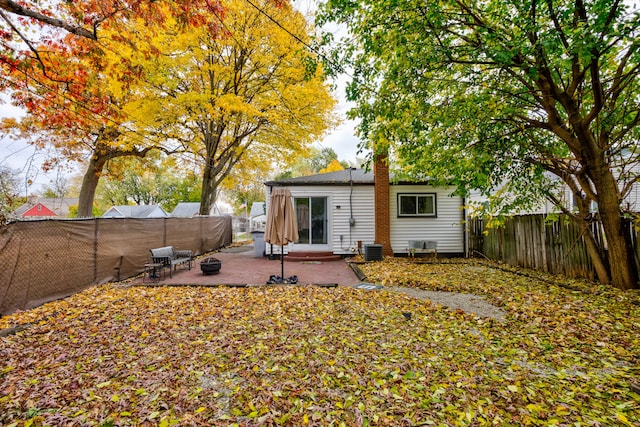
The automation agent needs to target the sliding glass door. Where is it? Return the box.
[295,197,327,245]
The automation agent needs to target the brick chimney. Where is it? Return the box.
[374,152,393,256]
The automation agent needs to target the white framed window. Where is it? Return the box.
[398,193,437,217]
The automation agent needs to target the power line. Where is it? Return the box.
[240,0,360,160]
[243,0,350,78]
[1,1,346,176]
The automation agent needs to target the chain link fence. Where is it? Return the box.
[0,216,232,316]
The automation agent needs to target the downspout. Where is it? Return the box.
[349,167,354,249]
[462,197,468,258]
[340,168,356,252]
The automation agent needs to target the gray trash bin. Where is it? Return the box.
[251,231,265,257]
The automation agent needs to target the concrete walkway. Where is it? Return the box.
[131,245,363,287]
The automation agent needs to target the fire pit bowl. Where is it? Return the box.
[200,257,222,275]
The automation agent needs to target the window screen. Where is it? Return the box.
[398,193,436,217]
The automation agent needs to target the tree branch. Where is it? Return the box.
[0,0,97,40]
[544,0,570,50]
[0,11,70,84]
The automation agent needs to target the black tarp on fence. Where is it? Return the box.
[0,216,232,316]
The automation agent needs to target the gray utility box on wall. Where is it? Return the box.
[364,244,383,261]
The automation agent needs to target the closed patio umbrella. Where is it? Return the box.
[265,187,298,283]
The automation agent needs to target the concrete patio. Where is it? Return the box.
[130,245,364,287]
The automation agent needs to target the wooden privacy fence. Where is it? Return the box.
[0,216,232,316]
[469,214,640,281]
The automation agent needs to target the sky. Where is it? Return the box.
[317,88,363,167]
[0,0,363,195]
[292,0,364,165]
[0,86,362,194]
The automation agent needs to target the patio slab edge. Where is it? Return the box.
[129,283,340,288]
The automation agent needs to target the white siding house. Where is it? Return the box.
[265,169,465,256]
[468,163,640,216]
[249,202,267,231]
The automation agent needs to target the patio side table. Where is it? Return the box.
[144,262,164,283]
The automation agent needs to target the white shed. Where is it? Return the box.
[249,202,266,231]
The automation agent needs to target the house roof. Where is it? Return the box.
[22,203,57,217]
[102,205,168,218]
[264,168,440,186]
[249,202,265,217]
[171,202,227,217]
[171,202,203,217]
[12,197,79,218]
[265,169,375,186]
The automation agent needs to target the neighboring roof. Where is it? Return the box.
[102,205,168,218]
[12,197,79,218]
[249,202,265,217]
[22,203,57,217]
[171,202,226,217]
[171,202,202,217]
[265,169,375,186]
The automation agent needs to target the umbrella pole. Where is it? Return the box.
[282,208,285,280]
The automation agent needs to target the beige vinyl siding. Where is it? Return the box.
[390,185,464,254]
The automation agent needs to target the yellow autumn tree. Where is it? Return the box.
[0,2,230,217]
[114,0,338,214]
[320,158,344,174]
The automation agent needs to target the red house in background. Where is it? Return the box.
[22,202,57,217]
[11,197,79,220]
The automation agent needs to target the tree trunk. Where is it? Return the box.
[592,164,638,290]
[77,155,107,218]
[601,214,637,290]
[200,162,217,216]
[597,193,638,290]
[579,220,611,285]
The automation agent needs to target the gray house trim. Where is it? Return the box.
[265,169,375,186]
[265,169,446,187]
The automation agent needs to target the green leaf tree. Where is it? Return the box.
[319,0,640,289]
[220,157,270,213]
[275,146,350,179]
[0,165,23,221]
[96,157,201,213]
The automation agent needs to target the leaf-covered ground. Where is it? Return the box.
[0,258,638,426]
